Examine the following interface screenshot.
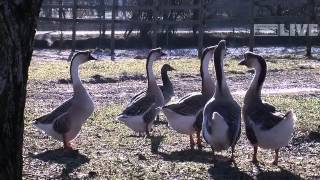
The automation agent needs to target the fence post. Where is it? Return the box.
[58,0,63,51]
[111,0,116,60]
[198,0,204,57]
[306,0,315,57]
[68,0,77,60]
[249,0,254,52]
[151,0,158,48]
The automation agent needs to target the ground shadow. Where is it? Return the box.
[57,74,146,84]
[255,165,302,180]
[208,161,252,180]
[32,148,90,179]
[157,149,215,163]
[150,135,165,153]
[291,131,320,146]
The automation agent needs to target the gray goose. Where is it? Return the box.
[117,48,165,137]
[130,64,176,105]
[33,51,97,149]
[202,40,241,161]
[239,52,295,165]
[162,46,216,150]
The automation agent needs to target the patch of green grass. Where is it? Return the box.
[29,58,319,81]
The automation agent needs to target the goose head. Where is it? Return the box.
[238,52,266,69]
[200,45,216,77]
[161,64,176,72]
[72,51,97,64]
[214,40,227,65]
[147,48,166,62]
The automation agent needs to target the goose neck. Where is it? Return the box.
[70,58,84,92]
[161,70,172,88]
[244,62,266,103]
[146,55,157,90]
[213,52,231,99]
[200,52,215,97]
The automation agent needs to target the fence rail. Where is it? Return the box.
[38,0,320,59]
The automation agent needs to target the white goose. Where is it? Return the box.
[33,51,96,149]
[162,46,216,149]
[239,52,295,165]
[202,40,241,161]
[117,48,165,137]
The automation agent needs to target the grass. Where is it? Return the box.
[28,58,320,81]
[23,57,320,179]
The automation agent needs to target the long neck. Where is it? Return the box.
[161,69,172,88]
[146,54,158,92]
[70,58,84,93]
[244,60,266,103]
[200,53,215,97]
[214,52,232,99]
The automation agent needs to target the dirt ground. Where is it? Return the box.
[23,56,320,179]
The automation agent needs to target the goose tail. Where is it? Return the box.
[284,110,296,121]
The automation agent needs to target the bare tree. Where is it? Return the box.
[0,0,43,179]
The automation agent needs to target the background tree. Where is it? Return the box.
[0,1,43,179]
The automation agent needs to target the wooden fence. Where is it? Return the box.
[38,0,320,59]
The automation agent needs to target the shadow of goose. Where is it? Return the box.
[150,135,164,153]
[254,164,302,180]
[32,148,90,179]
[157,149,215,163]
[208,161,252,180]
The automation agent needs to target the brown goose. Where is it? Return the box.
[162,46,216,150]
[130,64,176,105]
[202,40,241,161]
[239,52,295,165]
[33,51,97,149]
[117,48,165,137]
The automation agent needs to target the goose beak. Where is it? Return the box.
[238,60,247,66]
[89,53,97,60]
[160,51,167,57]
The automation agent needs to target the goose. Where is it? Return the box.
[117,48,165,137]
[239,52,295,165]
[202,40,241,161]
[130,64,176,105]
[33,51,97,150]
[162,46,216,150]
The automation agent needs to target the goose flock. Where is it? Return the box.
[33,40,295,165]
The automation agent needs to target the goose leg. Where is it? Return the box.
[230,145,235,162]
[189,134,195,149]
[145,123,151,138]
[63,134,72,150]
[272,148,279,165]
[196,130,202,150]
[211,146,216,161]
[252,146,258,164]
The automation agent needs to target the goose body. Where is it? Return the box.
[239,52,295,165]
[117,48,165,136]
[202,40,241,160]
[33,51,96,149]
[162,46,216,149]
[130,64,175,105]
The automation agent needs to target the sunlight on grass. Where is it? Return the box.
[28,58,317,81]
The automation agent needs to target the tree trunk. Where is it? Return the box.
[0,1,43,179]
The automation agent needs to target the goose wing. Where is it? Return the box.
[204,99,241,144]
[34,98,73,124]
[53,112,71,134]
[129,90,146,104]
[248,102,285,130]
[122,95,156,116]
[164,93,206,116]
